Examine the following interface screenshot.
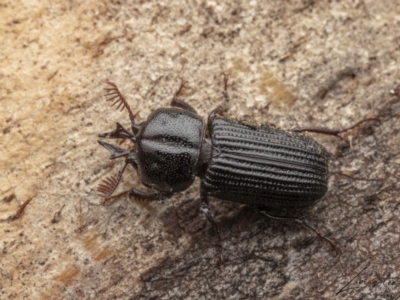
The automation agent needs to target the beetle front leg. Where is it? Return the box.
[129,189,174,201]
[103,188,173,204]
[98,122,136,141]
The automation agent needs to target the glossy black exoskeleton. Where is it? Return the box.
[97,77,377,254]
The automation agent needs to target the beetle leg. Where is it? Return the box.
[200,186,225,263]
[259,210,341,255]
[294,218,342,255]
[98,122,136,142]
[292,117,379,139]
[200,186,223,244]
[208,73,231,123]
[222,72,230,103]
[170,79,198,114]
[129,189,173,201]
[97,140,131,159]
[103,188,173,204]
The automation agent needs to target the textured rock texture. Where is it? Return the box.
[1,1,400,299]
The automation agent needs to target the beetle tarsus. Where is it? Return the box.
[221,72,231,104]
[51,204,66,223]
[295,218,342,255]
[200,186,224,262]
[7,195,36,221]
[102,190,131,205]
[221,72,230,92]
[208,75,231,123]
[170,79,198,113]
[292,117,379,138]
[260,210,341,255]
[98,122,136,141]
[176,79,186,96]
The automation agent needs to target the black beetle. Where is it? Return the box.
[97,76,377,254]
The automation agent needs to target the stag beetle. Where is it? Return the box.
[97,76,377,253]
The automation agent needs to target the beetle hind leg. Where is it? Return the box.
[294,218,341,255]
[259,209,341,255]
[292,117,379,139]
[200,185,224,263]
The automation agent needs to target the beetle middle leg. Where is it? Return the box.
[200,184,224,263]
[208,73,231,123]
[102,187,174,204]
[259,209,341,255]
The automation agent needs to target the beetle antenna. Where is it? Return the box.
[98,176,120,198]
[104,82,136,125]
[98,161,128,198]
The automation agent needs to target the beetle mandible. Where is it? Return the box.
[97,75,377,254]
